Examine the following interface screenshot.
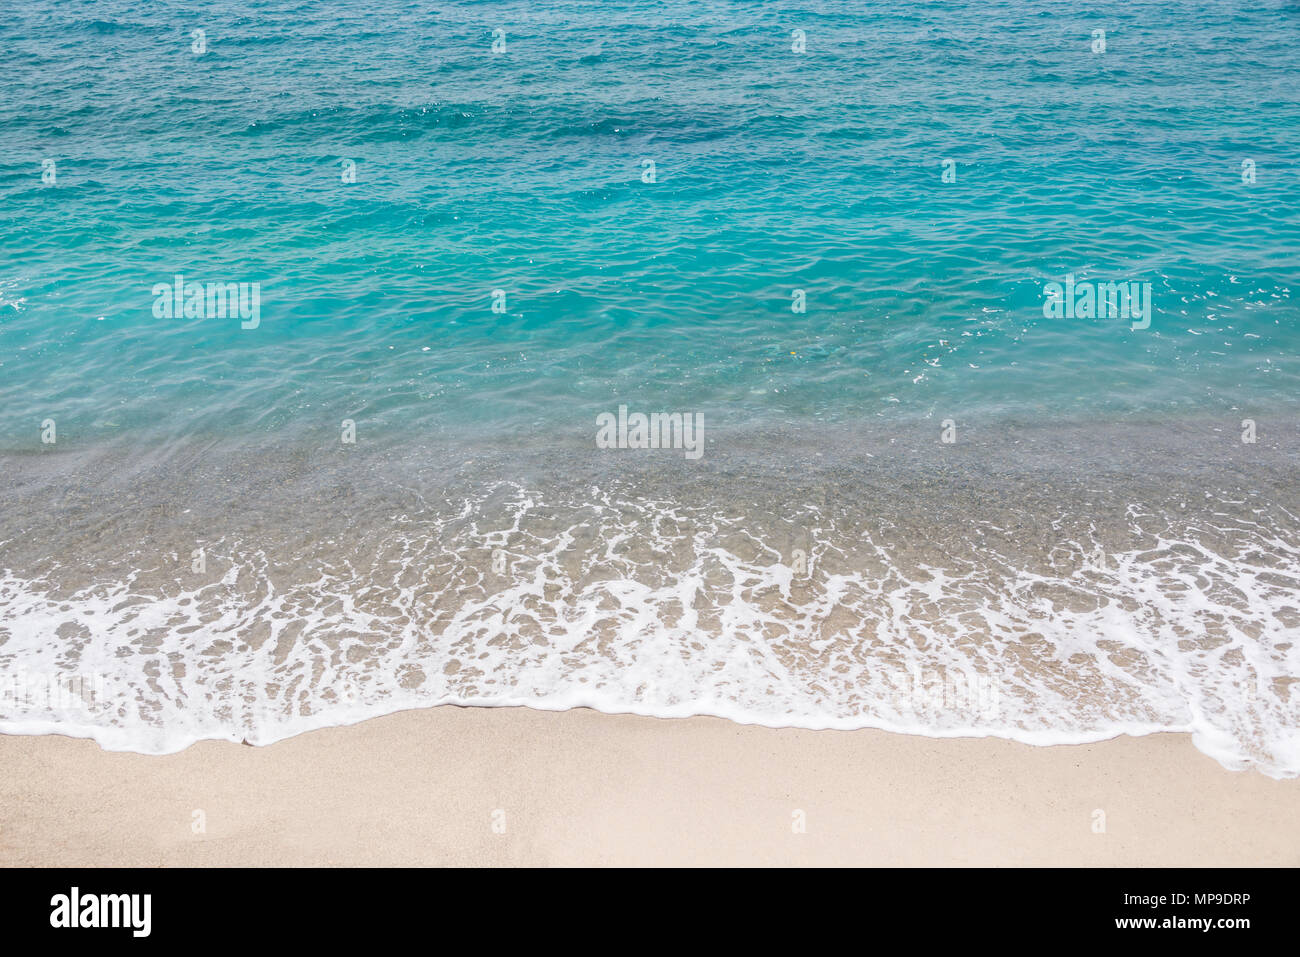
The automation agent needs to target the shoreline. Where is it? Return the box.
[2,705,1297,867]
[3,413,1298,775]
[2,414,1298,775]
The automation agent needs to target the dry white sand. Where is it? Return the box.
[2,706,1297,866]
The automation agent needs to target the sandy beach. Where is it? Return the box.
[2,707,1296,867]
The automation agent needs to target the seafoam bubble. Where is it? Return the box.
[0,456,1296,776]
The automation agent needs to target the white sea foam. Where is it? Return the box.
[1,473,1296,776]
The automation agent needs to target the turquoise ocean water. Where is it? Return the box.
[1,1,1298,772]
[2,0,1298,442]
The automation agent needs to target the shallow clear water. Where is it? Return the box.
[1,0,1298,773]
[3,0,1299,441]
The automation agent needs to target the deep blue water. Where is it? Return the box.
[1,0,1298,449]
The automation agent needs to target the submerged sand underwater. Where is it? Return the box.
[2,417,1297,776]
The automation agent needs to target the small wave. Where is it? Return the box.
[0,436,1296,775]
